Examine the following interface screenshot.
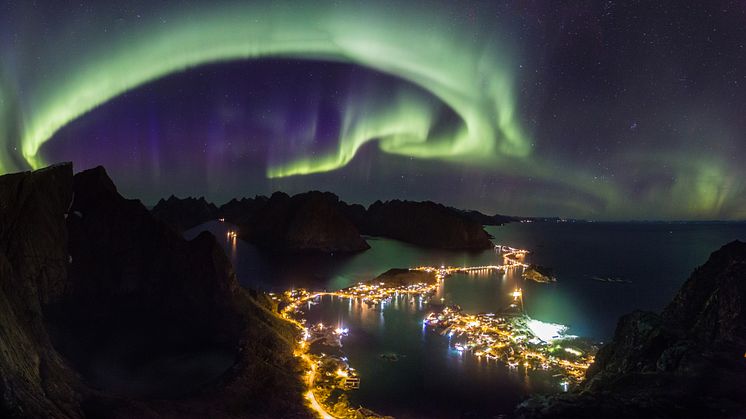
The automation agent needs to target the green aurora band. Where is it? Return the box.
[1,1,742,219]
[1,2,529,178]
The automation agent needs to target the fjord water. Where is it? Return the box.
[186,221,746,416]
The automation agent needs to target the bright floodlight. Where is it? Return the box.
[526,319,567,342]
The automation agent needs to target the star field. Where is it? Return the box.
[1,0,744,219]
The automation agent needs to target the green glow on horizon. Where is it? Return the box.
[3,1,740,219]
[4,2,530,179]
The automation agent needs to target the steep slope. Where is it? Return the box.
[0,164,309,418]
[516,240,746,418]
[0,163,83,418]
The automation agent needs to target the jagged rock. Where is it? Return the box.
[238,191,370,253]
[516,240,746,419]
[151,195,219,232]
[662,241,746,347]
[0,164,310,418]
[360,200,493,250]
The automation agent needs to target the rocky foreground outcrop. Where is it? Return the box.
[0,164,80,418]
[516,240,746,418]
[151,195,219,232]
[0,164,308,418]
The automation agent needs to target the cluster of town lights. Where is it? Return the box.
[422,303,594,384]
[275,244,595,417]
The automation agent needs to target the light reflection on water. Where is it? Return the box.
[300,293,556,417]
[185,220,746,416]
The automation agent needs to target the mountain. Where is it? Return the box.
[516,240,746,418]
[238,191,370,253]
[358,200,494,250]
[0,164,308,418]
[219,196,267,225]
[0,164,80,418]
[156,192,494,252]
[454,208,519,226]
[151,195,219,232]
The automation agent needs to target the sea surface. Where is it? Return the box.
[186,221,746,417]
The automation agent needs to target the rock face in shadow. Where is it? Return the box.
[0,163,82,418]
[0,164,309,418]
[151,195,219,232]
[456,209,518,226]
[155,191,495,252]
[219,197,267,225]
[516,240,746,419]
[59,167,244,396]
[661,241,746,347]
[238,191,370,254]
[359,200,494,250]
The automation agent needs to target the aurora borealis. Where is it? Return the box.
[1,1,745,219]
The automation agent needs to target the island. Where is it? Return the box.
[239,191,371,253]
[522,264,557,283]
[368,268,438,287]
[356,199,494,250]
[151,193,496,252]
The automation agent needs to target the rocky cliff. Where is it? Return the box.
[0,164,309,418]
[516,240,746,418]
[151,195,219,232]
[0,163,82,418]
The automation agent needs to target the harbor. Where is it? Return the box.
[274,244,596,417]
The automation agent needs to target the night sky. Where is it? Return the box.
[1,1,745,220]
